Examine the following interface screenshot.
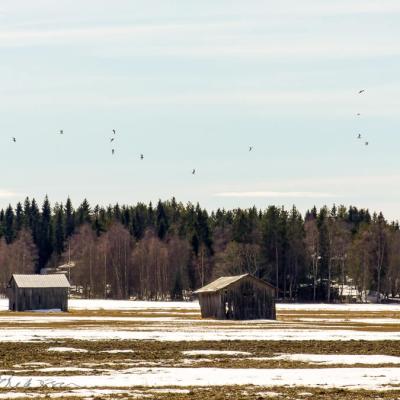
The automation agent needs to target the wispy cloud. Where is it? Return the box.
[0,21,398,61]
[0,190,18,199]
[214,191,337,199]
[0,22,239,47]
[3,87,397,117]
[281,1,400,16]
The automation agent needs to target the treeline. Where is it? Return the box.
[0,197,399,301]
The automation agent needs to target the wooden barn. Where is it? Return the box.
[7,274,70,312]
[195,274,276,320]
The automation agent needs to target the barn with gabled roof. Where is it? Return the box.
[194,273,276,320]
[7,274,70,312]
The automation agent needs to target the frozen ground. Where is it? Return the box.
[2,327,400,342]
[0,299,400,397]
[1,298,400,312]
[266,354,400,365]
[0,367,400,391]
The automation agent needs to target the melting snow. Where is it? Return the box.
[183,350,251,356]
[0,367,400,390]
[269,354,400,365]
[2,328,400,342]
[99,349,134,354]
[47,347,88,353]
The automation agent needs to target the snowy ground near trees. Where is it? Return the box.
[0,298,400,397]
[2,298,400,312]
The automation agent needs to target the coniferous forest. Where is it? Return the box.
[0,196,399,302]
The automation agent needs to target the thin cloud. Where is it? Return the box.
[0,190,18,198]
[0,23,398,61]
[214,191,337,199]
[0,22,240,47]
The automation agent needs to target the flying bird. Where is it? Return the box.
[357,134,362,139]
[365,141,369,146]
[112,149,115,155]
[249,146,253,152]
[140,154,144,160]
[192,169,196,175]
[110,138,114,143]
[12,137,16,142]
[112,129,116,135]
[58,130,63,135]
[356,113,361,117]
[358,89,366,94]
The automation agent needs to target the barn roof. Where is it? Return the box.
[11,274,70,288]
[194,273,275,294]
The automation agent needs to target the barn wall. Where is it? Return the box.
[199,276,276,320]
[198,293,225,319]
[7,283,16,311]
[223,279,275,320]
[8,284,68,312]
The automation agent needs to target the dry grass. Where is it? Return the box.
[1,339,400,375]
[0,386,400,400]
[1,304,400,397]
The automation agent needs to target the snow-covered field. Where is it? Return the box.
[2,298,400,312]
[1,367,400,391]
[0,299,400,398]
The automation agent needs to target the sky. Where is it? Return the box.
[0,0,399,219]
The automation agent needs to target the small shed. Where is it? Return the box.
[7,274,70,312]
[194,274,276,320]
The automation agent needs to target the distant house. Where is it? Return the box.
[194,274,276,320]
[7,274,70,312]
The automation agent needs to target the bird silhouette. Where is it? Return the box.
[140,154,144,160]
[112,129,116,135]
[112,149,115,155]
[358,89,366,94]
[365,141,369,146]
[249,146,253,152]
[357,134,362,139]
[192,169,196,175]
[356,113,361,116]
[59,130,63,135]
[12,137,16,142]
[110,138,114,143]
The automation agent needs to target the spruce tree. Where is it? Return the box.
[54,205,65,255]
[15,202,23,233]
[65,197,75,237]
[4,205,15,244]
[38,196,53,270]
[23,197,31,228]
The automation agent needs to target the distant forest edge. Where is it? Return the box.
[0,197,398,302]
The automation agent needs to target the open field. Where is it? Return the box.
[0,299,400,399]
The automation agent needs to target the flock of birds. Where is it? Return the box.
[357,89,369,146]
[9,90,368,174]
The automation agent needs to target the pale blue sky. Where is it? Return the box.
[0,1,399,218]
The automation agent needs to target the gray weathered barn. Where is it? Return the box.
[195,274,276,320]
[7,274,70,312]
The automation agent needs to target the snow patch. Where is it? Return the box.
[47,347,88,353]
[0,367,400,390]
[269,354,400,365]
[182,350,251,356]
[276,303,400,312]
[3,328,400,342]
[99,349,134,354]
